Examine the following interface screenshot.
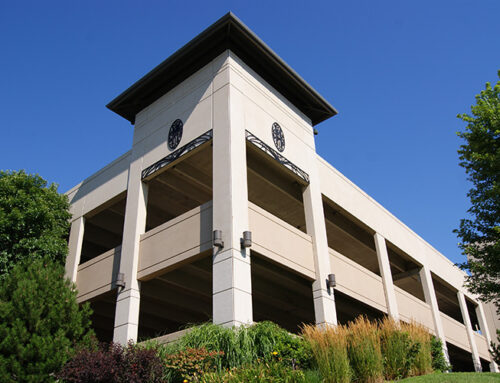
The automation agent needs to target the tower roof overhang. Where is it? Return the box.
[106,13,337,126]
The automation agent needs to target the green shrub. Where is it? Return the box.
[302,323,351,383]
[163,347,223,382]
[58,341,164,383]
[403,322,433,376]
[246,321,312,369]
[176,321,312,370]
[198,362,310,383]
[347,316,383,383]
[0,258,93,382]
[430,336,451,372]
[380,318,420,380]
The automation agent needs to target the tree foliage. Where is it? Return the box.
[456,71,500,311]
[0,170,71,280]
[0,258,93,382]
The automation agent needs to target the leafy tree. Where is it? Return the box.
[0,170,71,280]
[456,71,500,310]
[0,257,93,382]
[491,330,500,365]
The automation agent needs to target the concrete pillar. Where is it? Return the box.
[419,266,450,364]
[373,233,399,321]
[458,291,482,372]
[212,84,253,327]
[65,216,85,283]
[476,303,499,372]
[303,180,337,326]
[113,158,148,344]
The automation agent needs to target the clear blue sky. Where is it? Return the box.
[1,1,499,265]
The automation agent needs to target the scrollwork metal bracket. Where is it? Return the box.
[245,130,309,184]
[141,130,213,180]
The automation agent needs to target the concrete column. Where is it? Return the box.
[113,157,148,344]
[65,216,85,283]
[303,181,337,326]
[476,303,499,372]
[458,291,482,372]
[212,84,253,327]
[373,233,399,321]
[419,266,450,364]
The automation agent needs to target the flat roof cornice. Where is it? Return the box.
[106,12,337,126]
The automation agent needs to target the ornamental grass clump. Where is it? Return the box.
[403,321,433,376]
[178,323,244,369]
[347,316,383,383]
[177,321,312,371]
[302,323,351,383]
[379,317,420,380]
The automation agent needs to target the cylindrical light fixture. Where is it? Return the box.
[116,272,126,289]
[241,231,252,248]
[213,230,224,248]
[327,273,336,289]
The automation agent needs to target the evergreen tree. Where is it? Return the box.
[0,258,93,382]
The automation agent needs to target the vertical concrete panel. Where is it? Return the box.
[212,83,252,327]
[419,266,450,364]
[476,304,499,372]
[65,216,85,283]
[303,180,337,326]
[113,157,148,344]
[458,291,482,372]
[374,233,399,321]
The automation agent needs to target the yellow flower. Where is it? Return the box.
[272,351,278,355]
[183,380,188,383]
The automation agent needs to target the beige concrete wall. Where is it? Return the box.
[329,248,387,313]
[227,53,314,175]
[395,286,434,331]
[248,202,315,279]
[76,246,121,302]
[137,202,213,280]
[474,332,491,360]
[483,302,500,340]
[133,53,230,173]
[66,151,131,220]
[440,312,470,350]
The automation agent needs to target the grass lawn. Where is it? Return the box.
[395,373,500,382]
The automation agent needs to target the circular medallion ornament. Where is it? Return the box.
[272,122,285,152]
[168,119,183,150]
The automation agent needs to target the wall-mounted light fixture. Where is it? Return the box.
[313,129,319,136]
[327,273,336,289]
[213,230,224,249]
[116,272,126,289]
[241,231,252,248]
